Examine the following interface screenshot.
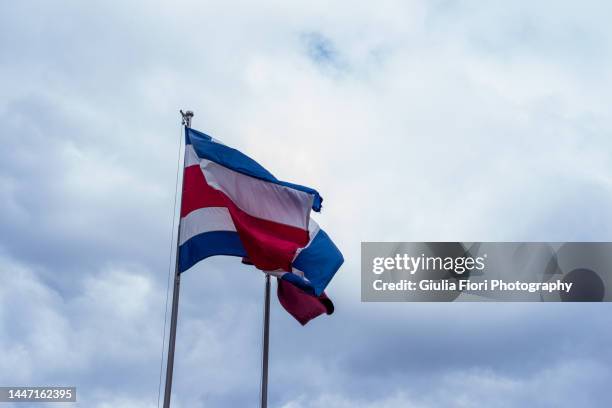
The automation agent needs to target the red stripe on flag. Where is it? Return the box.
[181,165,227,217]
[277,278,334,325]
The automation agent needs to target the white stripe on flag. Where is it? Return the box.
[199,158,313,230]
[179,207,236,246]
[307,218,320,241]
[292,219,321,262]
[184,144,200,168]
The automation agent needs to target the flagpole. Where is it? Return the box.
[162,110,193,408]
[260,273,271,408]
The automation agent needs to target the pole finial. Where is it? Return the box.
[180,110,194,128]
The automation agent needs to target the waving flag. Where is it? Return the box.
[178,127,343,323]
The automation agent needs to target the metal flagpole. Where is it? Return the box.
[162,110,193,408]
[260,273,271,408]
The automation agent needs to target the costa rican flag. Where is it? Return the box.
[178,127,343,324]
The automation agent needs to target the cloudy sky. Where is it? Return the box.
[2,1,612,407]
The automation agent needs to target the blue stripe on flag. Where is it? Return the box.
[184,127,211,145]
[293,229,344,296]
[280,273,316,295]
[178,231,246,273]
[186,127,323,212]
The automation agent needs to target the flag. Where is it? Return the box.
[178,127,343,323]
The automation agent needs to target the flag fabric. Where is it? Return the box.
[277,279,334,325]
[266,218,343,324]
[178,127,343,323]
[265,218,343,296]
